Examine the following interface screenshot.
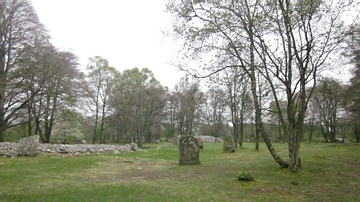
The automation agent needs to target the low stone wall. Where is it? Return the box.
[0,142,18,157]
[0,142,140,157]
[196,136,223,143]
[172,135,223,145]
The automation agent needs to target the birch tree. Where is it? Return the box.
[167,0,357,171]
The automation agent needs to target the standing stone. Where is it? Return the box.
[172,135,180,145]
[196,137,203,149]
[17,135,39,156]
[130,143,140,151]
[223,136,235,153]
[215,137,223,143]
[179,136,201,165]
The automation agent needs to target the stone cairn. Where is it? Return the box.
[223,136,236,153]
[0,136,140,158]
[178,136,201,165]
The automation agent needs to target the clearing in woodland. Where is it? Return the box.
[0,142,359,202]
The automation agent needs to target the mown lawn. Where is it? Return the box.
[0,142,359,202]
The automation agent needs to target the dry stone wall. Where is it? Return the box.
[196,135,223,143]
[0,138,140,158]
[172,135,223,145]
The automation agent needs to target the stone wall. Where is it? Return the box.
[0,142,140,157]
[172,135,223,145]
[196,135,223,143]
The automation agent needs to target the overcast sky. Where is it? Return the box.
[31,0,183,89]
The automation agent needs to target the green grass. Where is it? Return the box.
[0,142,359,202]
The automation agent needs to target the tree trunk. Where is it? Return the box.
[92,104,99,144]
[230,102,240,147]
[255,122,259,151]
[288,125,302,172]
[239,103,245,147]
[34,118,44,143]
[0,51,6,142]
[308,116,315,143]
[27,104,33,136]
[249,60,288,167]
[100,103,106,144]
[353,124,360,143]
[44,124,52,143]
[258,115,288,168]
[249,25,287,166]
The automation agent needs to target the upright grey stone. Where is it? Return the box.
[196,137,203,149]
[179,136,200,165]
[223,136,235,153]
[130,143,140,151]
[172,135,180,145]
[17,135,39,156]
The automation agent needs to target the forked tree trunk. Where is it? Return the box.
[250,64,289,168]
[259,120,289,168]
[246,18,288,167]
[288,127,302,172]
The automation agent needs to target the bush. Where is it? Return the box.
[237,172,254,181]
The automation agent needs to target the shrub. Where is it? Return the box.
[237,172,254,181]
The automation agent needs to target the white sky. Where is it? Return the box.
[31,0,183,89]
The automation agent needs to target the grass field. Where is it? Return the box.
[0,142,359,202]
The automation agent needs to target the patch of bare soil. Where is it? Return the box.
[85,158,178,184]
